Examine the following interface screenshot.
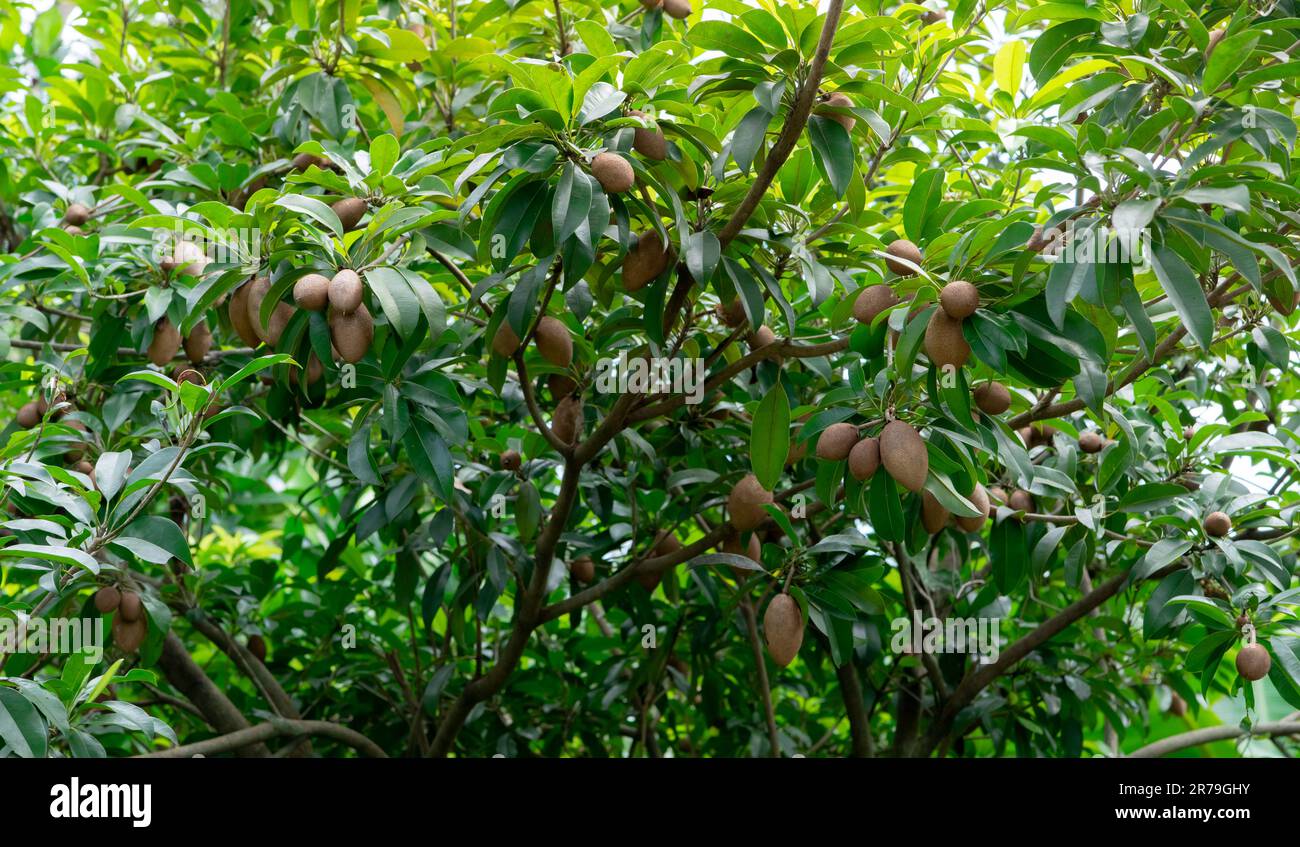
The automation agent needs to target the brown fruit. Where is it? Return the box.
[332,197,367,232]
[954,483,991,533]
[266,302,294,346]
[94,586,121,613]
[290,152,327,171]
[492,321,521,357]
[229,282,262,346]
[289,353,324,387]
[76,460,95,484]
[183,320,212,364]
[638,534,682,590]
[818,92,855,132]
[570,556,595,584]
[662,0,692,19]
[749,326,779,361]
[629,109,667,161]
[1204,511,1231,538]
[816,422,858,461]
[885,239,923,276]
[718,299,747,327]
[1236,614,1250,629]
[500,449,521,471]
[549,373,576,399]
[848,436,881,482]
[535,316,573,367]
[148,318,182,366]
[763,593,803,667]
[1078,431,1105,454]
[16,401,41,429]
[924,310,970,369]
[328,269,364,313]
[118,591,144,623]
[728,473,773,531]
[244,275,273,341]
[988,485,1008,505]
[247,634,267,662]
[64,226,84,236]
[622,231,670,292]
[921,491,949,534]
[330,304,374,364]
[552,394,584,444]
[853,284,901,325]
[591,152,634,194]
[173,366,204,386]
[722,532,762,564]
[1235,643,1270,681]
[922,9,945,24]
[294,273,331,311]
[973,382,1010,415]
[939,281,980,319]
[880,420,928,493]
[162,240,209,276]
[1007,489,1035,513]
[1168,692,1187,717]
[64,203,91,226]
[112,615,147,653]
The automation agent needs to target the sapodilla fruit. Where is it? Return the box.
[939,281,980,319]
[244,276,273,340]
[718,299,747,327]
[591,152,634,194]
[535,316,573,367]
[638,534,682,590]
[294,273,331,311]
[332,197,367,232]
[570,556,595,584]
[848,436,880,482]
[1204,511,1232,538]
[662,0,692,19]
[763,593,803,667]
[816,422,858,461]
[974,382,1010,415]
[94,586,121,613]
[247,634,267,663]
[1007,489,1035,513]
[112,615,147,653]
[229,282,262,346]
[1078,431,1106,453]
[623,231,670,292]
[183,320,212,364]
[16,401,41,429]
[118,591,144,623]
[818,92,855,132]
[1235,642,1270,681]
[728,473,773,531]
[500,449,521,471]
[330,304,374,364]
[853,284,901,325]
[162,240,209,276]
[549,373,576,399]
[885,239,922,276]
[879,420,928,493]
[64,203,91,226]
[629,109,667,161]
[1237,641,1268,680]
[328,269,364,313]
[921,491,949,534]
[924,310,970,369]
[722,532,762,564]
[266,302,294,346]
[954,483,991,533]
[492,321,522,357]
[552,394,583,444]
[148,318,182,366]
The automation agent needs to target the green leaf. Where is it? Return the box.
[750,385,790,491]
[0,688,48,758]
[807,116,854,198]
[1148,244,1212,350]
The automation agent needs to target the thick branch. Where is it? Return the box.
[137,718,387,758]
[1128,716,1300,758]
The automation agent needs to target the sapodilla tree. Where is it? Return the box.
[3,0,1300,764]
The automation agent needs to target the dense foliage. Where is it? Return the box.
[0,0,1298,759]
